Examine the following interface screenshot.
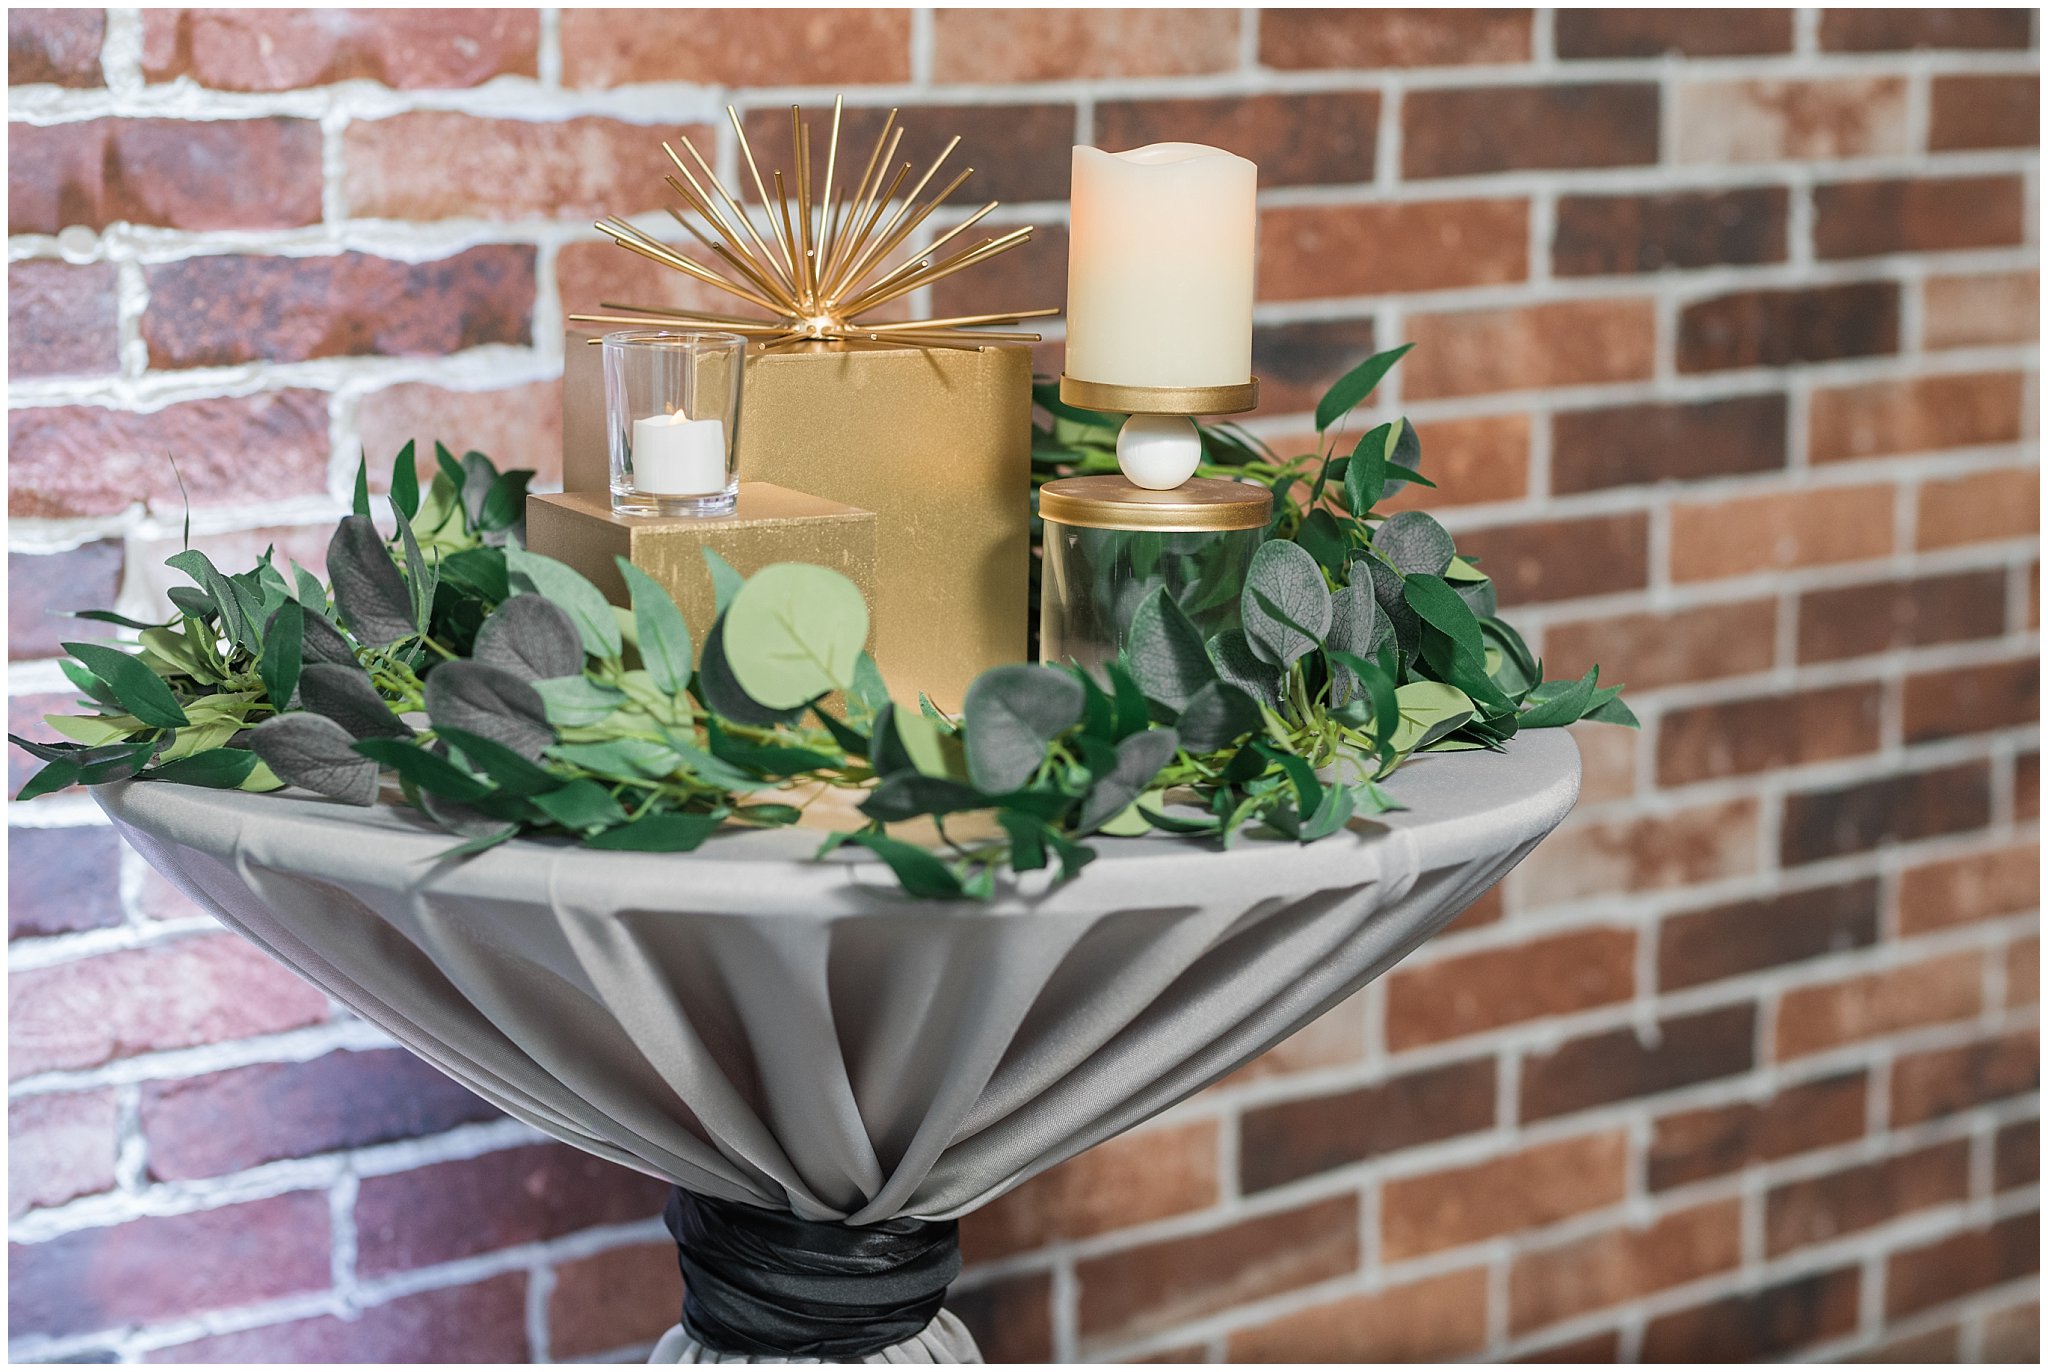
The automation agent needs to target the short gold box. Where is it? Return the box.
[526,485,878,649]
[565,332,1032,710]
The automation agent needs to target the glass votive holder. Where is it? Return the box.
[602,329,745,517]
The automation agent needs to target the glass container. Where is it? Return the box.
[1038,474,1271,680]
[602,330,746,517]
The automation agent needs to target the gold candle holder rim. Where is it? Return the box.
[1058,374,1259,417]
[1038,474,1271,533]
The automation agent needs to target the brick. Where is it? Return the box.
[1260,9,1532,68]
[1455,511,1650,605]
[1258,199,1529,300]
[1075,1195,1358,1343]
[1648,1071,1869,1190]
[145,248,534,368]
[356,380,564,492]
[1218,990,1368,1085]
[1571,718,1639,804]
[741,102,1075,206]
[1227,1267,1489,1362]
[1545,598,1778,691]
[142,1048,500,1181]
[143,8,536,89]
[1675,77,1909,163]
[1891,1029,2040,1126]
[933,8,1237,81]
[1553,392,1787,493]
[1925,271,2039,349]
[1780,761,1993,865]
[8,260,117,380]
[962,1120,1218,1261]
[148,1272,528,1363]
[1517,799,1758,906]
[1405,298,1655,398]
[1996,1118,2039,1191]
[345,113,688,222]
[1985,1302,2041,1363]
[1379,413,1532,510]
[1098,91,1377,188]
[9,935,328,1080]
[563,8,907,87]
[354,1142,666,1275]
[1885,1211,2038,1319]
[9,1190,330,1339]
[949,1271,1052,1364]
[547,1242,678,1360]
[1509,1199,1741,1333]
[1812,372,2025,466]
[9,1089,118,1217]
[1816,176,2028,261]
[10,539,123,660]
[1641,1266,1859,1360]
[9,391,330,519]
[1661,879,1881,992]
[1658,682,1884,785]
[1387,928,1633,1048]
[1767,1140,1971,1257]
[1821,9,2035,51]
[1246,318,1380,419]
[556,237,735,325]
[1382,1131,1627,1259]
[1776,952,1983,1060]
[1436,884,1508,938]
[10,8,103,85]
[1863,1325,1962,1361]
[1678,280,1900,372]
[1238,1057,1496,1194]
[1931,74,2040,151]
[1555,9,1793,57]
[1918,467,2039,550]
[2008,934,2040,1008]
[1669,484,1895,581]
[1554,187,1789,278]
[924,215,1063,325]
[1404,83,1658,178]
[1905,658,2037,744]
[9,825,124,940]
[1797,568,2010,663]
[8,117,323,235]
[1520,1004,1757,1122]
[1517,1329,1622,1361]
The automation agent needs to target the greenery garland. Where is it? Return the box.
[11,347,1633,898]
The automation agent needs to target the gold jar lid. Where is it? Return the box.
[1038,475,1272,533]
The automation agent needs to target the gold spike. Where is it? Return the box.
[679,131,797,302]
[836,136,961,296]
[817,95,843,272]
[728,105,798,285]
[835,164,975,303]
[864,309,1060,331]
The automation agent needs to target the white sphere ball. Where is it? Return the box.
[1116,415,1202,491]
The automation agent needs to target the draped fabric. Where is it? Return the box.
[98,730,1580,1364]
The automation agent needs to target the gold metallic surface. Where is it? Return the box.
[1038,474,1272,532]
[526,486,878,652]
[1057,373,1260,416]
[563,334,1034,711]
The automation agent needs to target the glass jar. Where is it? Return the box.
[602,329,746,517]
[1038,474,1271,680]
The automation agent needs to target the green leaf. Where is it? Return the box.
[1375,511,1457,578]
[723,563,870,709]
[861,773,989,822]
[1242,539,1333,668]
[1519,667,1603,729]
[1324,581,1382,706]
[695,616,801,726]
[961,664,1084,792]
[1315,343,1412,434]
[1300,782,1357,841]
[1175,679,1260,753]
[61,642,188,729]
[435,724,558,797]
[1253,740,1325,818]
[258,603,304,709]
[166,549,253,651]
[1207,627,1281,710]
[1390,681,1475,753]
[1078,727,1178,834]
[531,777,628,831]
[250,713,380,804]
[1296,508,1353,575]
[1586,691,1639,728]
[478,469,533,534]
[835,830,964,898]
[849,653,891,717]
[1344,423,1390,516]
[999,809,1049,872]
[148,748,261,789]
[1106,659,1152,738]
[327,515,417,647]
[703,547,745,616]
[586,812,721,852]
[1402,573,1486,662]
[389,441,420,521]
[395,501,437,634]
[354,737,493,801]
[504,544,622,661]
[704,718,840,778]
[351,453,371,520]
[1125,587,1218,712]
[616,559,693,695]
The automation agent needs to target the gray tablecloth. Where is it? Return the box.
[99,730,1580,1363]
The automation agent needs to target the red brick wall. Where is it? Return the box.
[7,7,2039,1362]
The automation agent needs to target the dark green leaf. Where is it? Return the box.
[1253,740,1324,818]
[298,662,412,739]
[836,830,963,898]
[1241,539,1332,668]
[1315,343,1412,434]
[250,713,379,804]
[167,549,252,650]
[1403,573,1486,662]
[327,515,416,647]
[147,748,261,789]
[61,642,188,729]
[696,616,802,726]
[1124,587,1217,712]
[962,664,1084,792]
[478,468,533,534]
[1208,628,1281,710]
[259,603,305,709]
[356,737,492,801]
[1586,691,1640,728]
[616,558,692,695]
[16,758,82,802]
[532,777,628,831]
[1374,511,1457,578]
[473,595,584,680]
[1107,659,1151,738]
[999,809,1049,873]
[586,812,720,851]
[1175,679,1260,753]
[1519,667,1602,729]
[1078,727,1178,833]
[67,609,164,631]
[1344,423,1390,516]
[861,773,989,822]
[351,453,371,520]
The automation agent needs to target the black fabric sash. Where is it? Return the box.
[665,1188,962,1358]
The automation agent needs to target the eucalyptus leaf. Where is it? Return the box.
[533,675,630,728]
[505,544,622,661]
[703,547,744,615]
[327,515,417,647]
[616,559,692,695]
[249,713,380,804]
[299,610,357,666]
[1324,581,1381,706]
[723,563,870,709]
[696,616,803,726]
[1208,628,1281,710]
[1175,679,1260,753]
[1078,727,1178,834]
[473,595,585,680]
[1374,511,1457,578]
[1125,587,1217,712]
[1390,681,1475,753]
[961,664,1084,792]
[1241,540,1332,668]
[424,660,553,759]
[861,773,989,822]
[298,662,413,740]
[396,499,437,633]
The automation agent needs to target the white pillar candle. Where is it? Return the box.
[1065,142,1258,390]
[630,412,727,495]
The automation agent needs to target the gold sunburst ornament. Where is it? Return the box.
[571,97,1057,350]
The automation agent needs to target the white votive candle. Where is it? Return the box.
[1065,142,1258,390]
[630,412,727,495]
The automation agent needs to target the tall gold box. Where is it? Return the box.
[564,333,1032,710]
[527,485,877,650]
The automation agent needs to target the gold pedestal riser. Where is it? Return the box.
[564,333,1031,711]
[526,486,878,651]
